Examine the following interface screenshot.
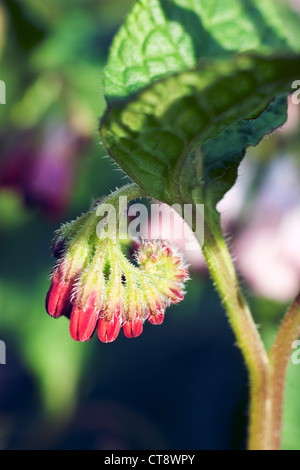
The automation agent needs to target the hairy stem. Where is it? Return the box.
[195,211,270,450]
[268,292,300,450]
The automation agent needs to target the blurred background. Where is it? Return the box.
[0,0,300,450]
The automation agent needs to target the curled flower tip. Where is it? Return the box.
[137,240,188,303]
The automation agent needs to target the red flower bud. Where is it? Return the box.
[174,268,189,282]
[169,287,184,304]
[97,309,121,343]
[123,315,143,338]
[45,266,74,318]
[69,292,99,342]
[148,303,165,325]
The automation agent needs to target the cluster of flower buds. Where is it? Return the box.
[45,197,189,343]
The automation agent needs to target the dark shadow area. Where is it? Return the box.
[243,0,289,49]
[160,0,227,61]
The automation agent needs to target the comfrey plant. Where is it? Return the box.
[46,188,188,342]
[45,0,300,450]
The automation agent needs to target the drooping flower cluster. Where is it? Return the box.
[45,200,189,343]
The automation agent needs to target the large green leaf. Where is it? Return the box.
[103,0,292,101]
[101,0,300,207]
[101,54,300,205]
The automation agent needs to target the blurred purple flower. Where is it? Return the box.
[0,123,88,218]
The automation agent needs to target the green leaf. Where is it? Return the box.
[101,53,300,206]
[101,0,300,208]
[103,0,294,101]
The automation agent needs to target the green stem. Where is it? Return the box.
[196,212,270,450]
[101,183,148,208]
[268,292,300,450]
[194,208,300,450]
